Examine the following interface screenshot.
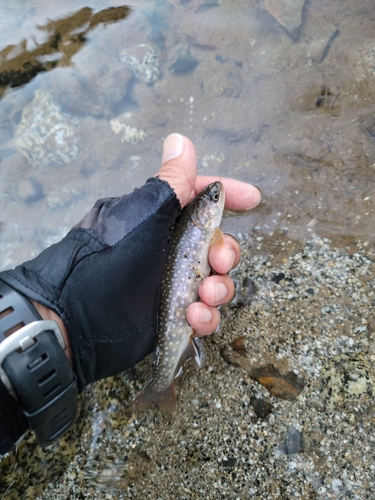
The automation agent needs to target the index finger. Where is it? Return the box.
[194,176,261,211]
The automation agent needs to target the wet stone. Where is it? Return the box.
[15,90,80,168]
[220,347,305,401]
[250,397,273,419]
[221,457,236,467]
[17,178,44,204]
[320,353,375,410]
[231,336,247,354]
[120,44,160,83]
[46,185,86,211]
[235,276,257,306]
[220,346,243,368]
[168,44,198,75]
[110,114,146,144]
[248,364,305,401]
[261,0,305,39]
[305,27,340,63]
[279,427,305,455]
[271,272,285,284]
[54,64,133,119]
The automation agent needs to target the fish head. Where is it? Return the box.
[195,181,225,229]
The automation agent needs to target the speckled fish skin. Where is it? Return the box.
[132,181,225,411]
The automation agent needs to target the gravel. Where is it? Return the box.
[1,229,374,499]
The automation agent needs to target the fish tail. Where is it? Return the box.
[130,380,177,413]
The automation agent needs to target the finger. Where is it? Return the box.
[198,274,235,307]
[156,133,197,207]
[186,302,221,337]
[194,175,261,211]
[209,234,241,274]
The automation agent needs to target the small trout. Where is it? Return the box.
[132,181,225,411]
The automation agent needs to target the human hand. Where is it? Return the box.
[0,134,260,390]
[157,133,261,337]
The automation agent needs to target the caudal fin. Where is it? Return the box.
[130,380,177,413]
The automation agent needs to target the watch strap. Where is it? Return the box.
[0,279,78,448]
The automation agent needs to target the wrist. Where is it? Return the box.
[30,300,73,365]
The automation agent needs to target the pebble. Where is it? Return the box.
[250,397,273,419]
[279,427,304,455]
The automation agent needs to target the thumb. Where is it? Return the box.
[156,133,197,207]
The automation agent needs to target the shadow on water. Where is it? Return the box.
[0,5,131,97]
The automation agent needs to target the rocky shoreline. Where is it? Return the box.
[1,230,374,499]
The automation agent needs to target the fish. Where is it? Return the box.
[131,181,225,411]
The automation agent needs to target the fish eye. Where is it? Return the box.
[211,191,220,202]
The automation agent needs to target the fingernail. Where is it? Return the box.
[215,282,228,302]
[200,307,213,324]
[252,187,262,208]
[162,133,185,163]
[226,247,237,270]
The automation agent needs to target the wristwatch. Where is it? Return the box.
[0,279,78,448]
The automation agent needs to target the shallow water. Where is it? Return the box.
[0,0,375,498]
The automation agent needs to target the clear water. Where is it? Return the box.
[1,0,375,498]
[1,0,374,272]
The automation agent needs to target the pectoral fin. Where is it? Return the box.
[175,338,204,376]
[210,228,225,248]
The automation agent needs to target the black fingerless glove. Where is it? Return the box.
[0,177,181,391]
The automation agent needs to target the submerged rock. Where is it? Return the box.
[15,90,80,168]
[168,44,198,74]
[17,178,44,204]
[220,346,305,401]
[120,44,160,83]
[261,0,306,39]
[248,364,306,401]
[54,65,133,119]
[110,113,146,144]
[46,185,86,211]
